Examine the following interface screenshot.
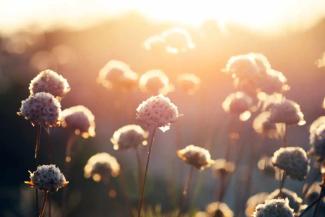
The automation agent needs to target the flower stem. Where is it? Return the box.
[65,133,77,163]
[178,166,194,217]
[48,193,51,217]
[137,128,156,217]
[38,191,48,217]
[35,189,39,217]
[34,125,41,159]
[279,171,287,195]
[135,148,143,194]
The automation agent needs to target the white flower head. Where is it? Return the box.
[136,95,180,132]
[254,199,294,217]
[29,69,70,98]
[206,202,234,217]
[111,124,148,150]
[26,164,68,192]
[222,92,253,121]
[267,188,303,212]
[246,193,269,217]
[139,70,173,95]
[177,73,201,95]
[84,153,120,182]
[272,147,309,181]
[97,60,138,90]
[177,145,214,170]
[18,92,61,127]
[61,105,96,138]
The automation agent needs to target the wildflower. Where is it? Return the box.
[161,28,195,54]
[272,147,309,181]
[309,116,325,161]
[61,105,95,138]
[260,69,289,94]
[111,124,148,150]
[136,95,180,131]
[224,54,260,81]
[246,193,269,217]
[177,145,213,170]
[257,156,281,179]
[97,60,138,90]
[205,202,234,217]
[29,69,70,98]
[84,153,120,182]
[253,112,285,139]
[211,159,235,177]
[25,164,68,192]
[222,92,253,121]
[267,188,303,212]
[139,70,173,95]
[177,73,200,95]
[266,97,305,126]
[253,199,294,217]
[18,92,61,128]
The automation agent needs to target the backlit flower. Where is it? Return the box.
[206,202,234,217]
[309,116,325,161]
[29,69,70,98]
[177,145,213,170]
[61,105,95,138]
[177,73,200,95]
[111,124,148,150]
[211,159,235,177]
[222,92,253,121]
[267,188,303,212]
[246,193,269,217]
[139,70,173,95]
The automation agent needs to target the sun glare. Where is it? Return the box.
[0,0,324,33]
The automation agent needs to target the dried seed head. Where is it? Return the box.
[139,70,173,95]
[211,159,235,177]
[18,92,61,127]
[309,116,325,161]
[222,92,253,121]
[136,95,180,132]
[26,164,68,192]
[206,202,234,217]
[29,69,70,98]
[272,147,309,181]
[84,153,120,182]
[97,60,138,90]
[253,199,294,217]
[253,112,285,139]
[111,124,148,150]
[177,145,213,170]
[61,105,95,138]
[267,188,303,212]
[246,193,269,217]
[177,73,201,95]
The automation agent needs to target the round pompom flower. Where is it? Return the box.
[253,199,294,217]
[272,147,309,181]
[18,92,61,127]
[29,69,70,98]
[97,60,138,90]
[61,105,96,138]
[139,70,173,95]
[224,54,260,81]
[246,193,269,217]
[177,73,201,95]
[253,112,285,139]
[309,116,325,161]
[177,145,214,170]
[136,95,180,132]
[161,27,195,54]
[25,164,68,192]
[205,202,234,217]
[211,159,235,177]
[258,69,289,94]
[84,153,120,182]
[267,188,303,212]
[267,98,305,126]
[111,124,148,150]
[222,92,253,121]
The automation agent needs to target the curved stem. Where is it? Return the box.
[178,166,194,217]
[137,128,156,217]
[38,191,48,217]
[34,125,41,159]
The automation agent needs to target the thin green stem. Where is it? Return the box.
[137,128,156,217]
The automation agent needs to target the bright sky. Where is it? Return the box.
[1,0,325,34]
